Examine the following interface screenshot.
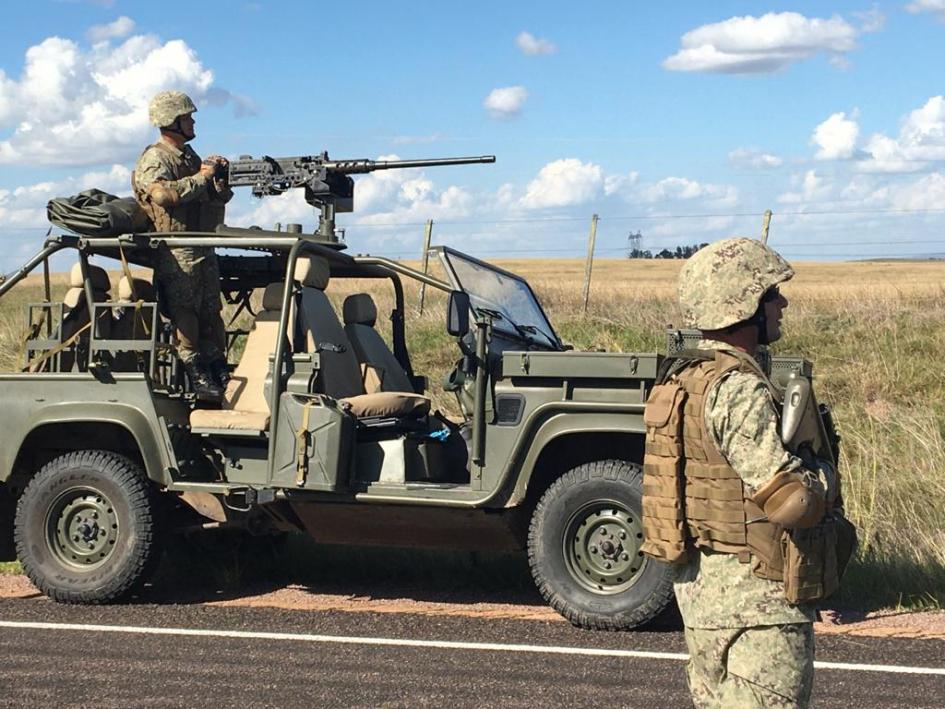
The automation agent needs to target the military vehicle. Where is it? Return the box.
[0,153,832,631]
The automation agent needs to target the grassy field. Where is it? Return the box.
[1,258,944,610]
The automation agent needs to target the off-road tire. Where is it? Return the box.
[528,459,675,630]
[14,450,163,604]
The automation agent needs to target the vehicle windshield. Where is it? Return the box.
[438,248,560,349]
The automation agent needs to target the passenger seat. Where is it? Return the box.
[59,262,111,370]
[342,294,414,394]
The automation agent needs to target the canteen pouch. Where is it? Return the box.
[640,381,690,563]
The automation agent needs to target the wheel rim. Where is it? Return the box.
[563,498,647,595]
[45,487,120,569]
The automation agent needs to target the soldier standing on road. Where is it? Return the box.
[132,90,232,401]
[641,238,835,708]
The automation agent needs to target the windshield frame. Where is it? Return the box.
[433,246,561,349]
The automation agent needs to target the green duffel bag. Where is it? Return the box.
[47,189,153,236]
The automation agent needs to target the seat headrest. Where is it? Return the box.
[294,256,330,290]
[262,282,284,311]
[63,287,108,310]
[118,276,155,301]
[69,262,110,291]
[343,294,377,326]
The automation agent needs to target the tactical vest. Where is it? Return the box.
[131,142,204,232]
[640,350,783,582]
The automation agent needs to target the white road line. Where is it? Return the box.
[1,620,943,676]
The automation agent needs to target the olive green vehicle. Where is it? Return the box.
[0,220,684,630]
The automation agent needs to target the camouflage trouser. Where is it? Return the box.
[683,623,814,709]
[154,245,225,364]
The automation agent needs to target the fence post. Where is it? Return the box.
[582,213,599,316]
[761,209,773,244]
[418,219,434,315]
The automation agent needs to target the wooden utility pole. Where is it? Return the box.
[417,219,434,315]
[761,209,773,244]
[582,214,599,315]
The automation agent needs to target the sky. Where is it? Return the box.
[2,0,945,271]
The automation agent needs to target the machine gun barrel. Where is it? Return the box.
[324,155,495,174]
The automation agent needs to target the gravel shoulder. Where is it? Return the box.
[2,573,943,640]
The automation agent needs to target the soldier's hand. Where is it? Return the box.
[199,161,217,179]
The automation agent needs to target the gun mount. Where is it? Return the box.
[227,153,496,241]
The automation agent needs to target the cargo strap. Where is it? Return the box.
[25,321,92,373]
[295,398,315,487]
[118,244,151,338]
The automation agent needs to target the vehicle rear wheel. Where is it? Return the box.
[14,450,163,604]
[528,459,675,630]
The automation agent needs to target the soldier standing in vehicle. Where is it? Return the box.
[641,237,837,708]
[132,90,232,401]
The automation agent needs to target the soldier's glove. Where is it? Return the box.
[750,471,826,529]
[202,155,230,194]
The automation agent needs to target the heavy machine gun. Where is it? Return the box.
[225,153,495,241]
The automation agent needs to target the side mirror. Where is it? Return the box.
[446,290,470,337]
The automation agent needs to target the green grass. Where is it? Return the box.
[2,260,944,611]
[0,562,22,575]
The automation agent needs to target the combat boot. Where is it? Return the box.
[208,358,231,388]
[183,358,224,402]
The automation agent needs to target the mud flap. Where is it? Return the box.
[0,483,16,562]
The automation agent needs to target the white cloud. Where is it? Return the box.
[906,0,945,21]
[0,30,254,166]
[885,172,945,209]
[777,169,832,204]
[812,111,859,160]
[484,86,528,119]
[859,96,945,172]
[663,12,863,74]
[637,177,738,207]
[516,31,557,56]
[519,158,603,209]
[87,16,135,43]
[728,148,783,170]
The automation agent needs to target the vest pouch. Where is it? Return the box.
[781,509,855,604]
[641,381,689,563]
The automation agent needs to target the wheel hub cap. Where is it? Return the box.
[564,500,647,595]
[46,489,120,569]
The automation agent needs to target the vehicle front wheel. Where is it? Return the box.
[14,450,163,604]
[528,459,675,630]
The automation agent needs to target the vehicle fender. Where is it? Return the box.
[503,408,647,507]
[13,402,173,486]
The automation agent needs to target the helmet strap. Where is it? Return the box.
[749,301,769,346]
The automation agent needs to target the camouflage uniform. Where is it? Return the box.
[132,135,232,365]
[673,338,818,708]
[670,238,823,708]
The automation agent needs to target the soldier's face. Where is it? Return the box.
[179,113,196,141]
[763,287,788,343]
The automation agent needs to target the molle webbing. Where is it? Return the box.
[641,350,783,578]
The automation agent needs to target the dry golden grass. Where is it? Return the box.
[2,257,944,609]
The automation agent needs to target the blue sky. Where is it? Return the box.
[2,0,945,270]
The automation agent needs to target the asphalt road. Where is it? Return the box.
[0,598,943,708]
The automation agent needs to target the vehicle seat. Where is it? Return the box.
[295,257,429,419]
[342,294,414,394]
[59,262,111,370]
[109,276,156,371]
[189,282,283,431]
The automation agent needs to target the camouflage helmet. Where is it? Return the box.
[678,237,794,330]
[148,91,197,128]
